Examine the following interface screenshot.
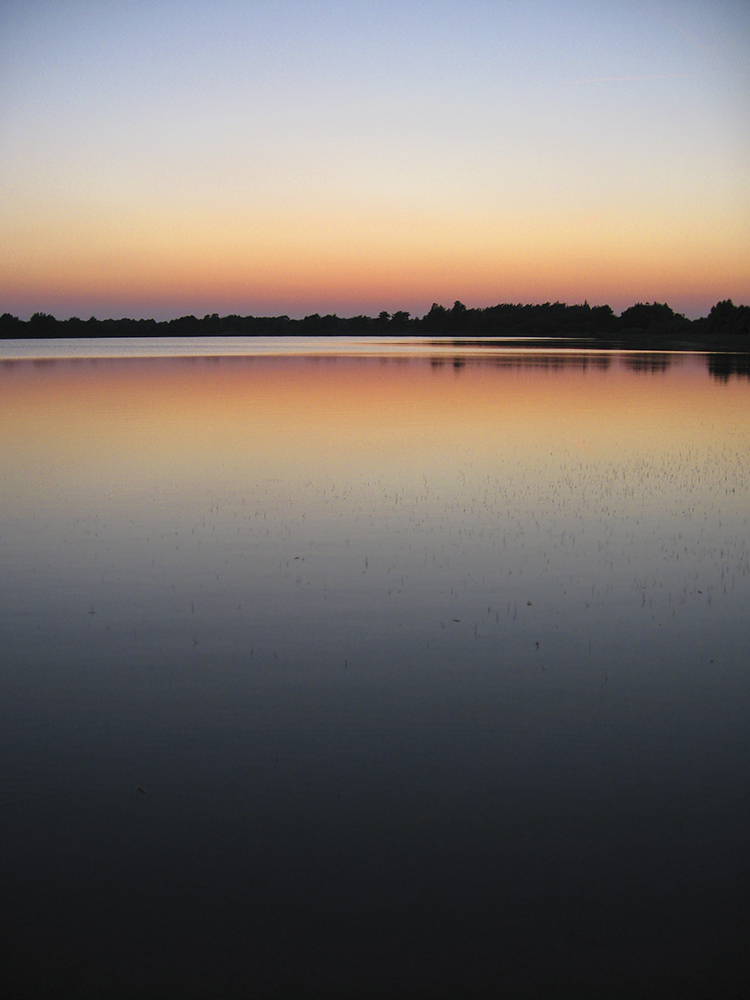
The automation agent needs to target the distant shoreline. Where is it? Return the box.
[2,299,748,350]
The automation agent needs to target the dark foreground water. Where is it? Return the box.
[1,339,749,998]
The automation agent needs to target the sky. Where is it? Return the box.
[1,0,748,321]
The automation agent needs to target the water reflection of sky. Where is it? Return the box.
[1,343,749,997]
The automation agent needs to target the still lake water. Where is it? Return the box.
[1,338,749,998]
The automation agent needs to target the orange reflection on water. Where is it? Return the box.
[1,351,749,520]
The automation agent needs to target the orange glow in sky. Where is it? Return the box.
[1,2,748,321]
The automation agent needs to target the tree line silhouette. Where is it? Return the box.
[1,298,748,342]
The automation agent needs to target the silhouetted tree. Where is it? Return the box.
[320,313,340,333]
[29,312,58,336]
[0,313,23,336]
[619,302,675,331]
[700,299,750,337]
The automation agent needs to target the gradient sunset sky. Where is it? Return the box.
[1,0,748,321]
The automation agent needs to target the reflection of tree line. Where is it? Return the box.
[431,353,671,375]
[707,354,750,381]
[2,298,748,344]
[621,354,671,374]
[429,353,613,372]
[6,343,748,382]
[431,352,750,380]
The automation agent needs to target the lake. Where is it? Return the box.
[1,338,749,998]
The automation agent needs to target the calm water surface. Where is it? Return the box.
[1,339,749,998]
